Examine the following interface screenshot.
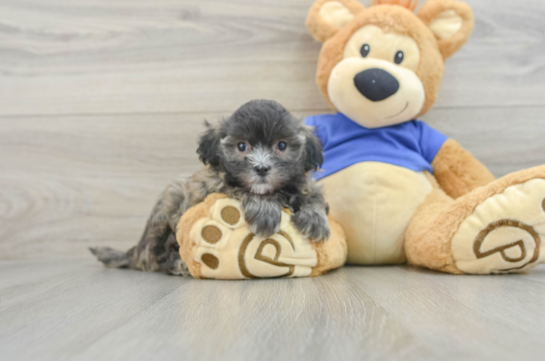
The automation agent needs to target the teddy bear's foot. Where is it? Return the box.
[183,196,319,279]
[176,194,347,279]
[406,166,545,274]
[451,176,545,274]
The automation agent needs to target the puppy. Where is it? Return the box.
[90,99,330,276]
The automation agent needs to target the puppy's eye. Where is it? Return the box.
[237,142,247,152]
[360,44,370,57]
[394,50,404,64]
[277,142,287,151]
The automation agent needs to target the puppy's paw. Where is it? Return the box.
[247,214,282,238]
[243,200,282,238]
[293,208,330,242]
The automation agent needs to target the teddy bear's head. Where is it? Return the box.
[306,0,473,128]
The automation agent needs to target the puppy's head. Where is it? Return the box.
[197,99,323,195]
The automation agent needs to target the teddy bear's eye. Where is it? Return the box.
[394,50,404,64]
[360,44,371,57]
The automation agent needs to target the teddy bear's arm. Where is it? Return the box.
[431,139,495,199]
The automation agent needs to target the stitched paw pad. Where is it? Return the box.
[452,179,545,274]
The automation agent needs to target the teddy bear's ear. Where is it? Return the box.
[417,0,474,59]
[306,0,366,42]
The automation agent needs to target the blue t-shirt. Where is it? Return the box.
[305,113,448,180]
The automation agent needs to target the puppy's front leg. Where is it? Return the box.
[242,195,282,237]
[292,183,330,242]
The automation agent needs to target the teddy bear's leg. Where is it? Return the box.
[405,165,545,274]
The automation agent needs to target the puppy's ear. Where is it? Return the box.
[196,121,222,167]
[303,127,324,172]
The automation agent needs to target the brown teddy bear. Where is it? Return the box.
[304,0,545,274]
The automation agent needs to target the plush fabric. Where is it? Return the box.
[313,4,447,117]
[306,0,366,42]
[305,113,447,179]
[406,166,545,274]
[176,193,347,279]
[305,0,545,274]
[320,162,434,264]
[372,0,418,12]
[432,139,496,199]
[417,0,474,59]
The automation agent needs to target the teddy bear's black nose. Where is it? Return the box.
[353,68,400,102]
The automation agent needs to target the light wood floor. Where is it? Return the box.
[2,259,545,361]
[1,0,545,359]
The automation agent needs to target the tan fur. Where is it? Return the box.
[417,0,474,59]
[306,0,545,275]
[405,187,460,273]
[310,215,348,276]
[406,165,545,273]
[372,0,418,11]
[315,5,445,116]
[310,0,474,117]
[432,139,496,199]
[306,0,366,43]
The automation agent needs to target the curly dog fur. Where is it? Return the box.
[90,100,330,276]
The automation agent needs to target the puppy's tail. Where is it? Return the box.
[89,246,131,269]
[89,244,189,276]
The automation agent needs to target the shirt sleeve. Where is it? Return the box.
[418,121,448,164]
[304,116,315,127]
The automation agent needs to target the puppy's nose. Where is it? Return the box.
[354,68,399,102]
[254,165,270,176]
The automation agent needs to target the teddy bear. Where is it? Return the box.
[304,0,545,274]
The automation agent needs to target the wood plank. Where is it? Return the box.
[1,107,544,259]
[1,260,545,360]
[0,0,544,116]
[0,113,205,259]
[78,268,433,361]
[345,266,545,359]
[422,106,545,176]
[0,259,427,360]
[0,260,186,360]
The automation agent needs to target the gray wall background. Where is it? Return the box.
[1,0,544,259]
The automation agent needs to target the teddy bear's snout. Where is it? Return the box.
[353,68,400,102]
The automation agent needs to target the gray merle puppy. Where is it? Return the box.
[90,99,330,276]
